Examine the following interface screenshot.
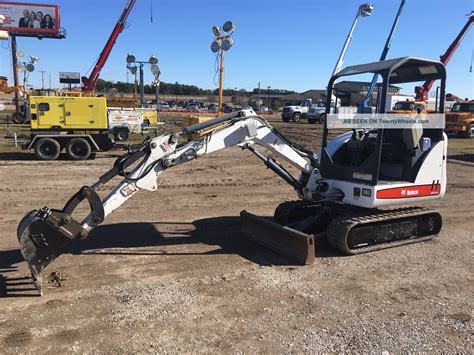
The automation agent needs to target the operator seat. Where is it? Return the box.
[402,126,423,151]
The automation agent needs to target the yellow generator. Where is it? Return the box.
[26,96,113,160]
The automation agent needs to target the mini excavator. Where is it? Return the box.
[17,57,447,295]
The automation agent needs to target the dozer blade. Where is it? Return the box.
[240,210,315,265]
[17,208,84,295]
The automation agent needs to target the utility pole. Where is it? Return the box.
[267,86,271,110]
[39,70,46,89]
[258,82,261,111]
[139,63,144,107]
[48,74,52,89]
[11,35,20,113]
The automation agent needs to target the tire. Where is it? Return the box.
[66,138,92,160]
[465,124,474,138]
[34,138,61,160]
[307,118,317,124]
[319,114,327,123]
[292,113,301,122]
[12,111,25,124]
[114,129,129,141]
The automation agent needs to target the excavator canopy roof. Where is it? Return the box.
[333,56,446,84]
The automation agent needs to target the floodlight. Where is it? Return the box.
[221,38,234,51]
[17,50,24,58]
[26,63,35,72]
[150,64,160,75]
[222,21,235,33]
[212,26,221,37]
[149,54,158,65]
[359,3,373,17]
[29,56,40,64]
[128,65,137,75]
[126,53,136,63]
[211,40,221,53]
[17,65,26,72]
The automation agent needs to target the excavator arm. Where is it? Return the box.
[17,112,314,294]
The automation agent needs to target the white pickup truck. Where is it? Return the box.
[307,98,341,124]
[281,99,312,122]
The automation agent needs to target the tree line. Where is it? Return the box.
[95,79,296,97]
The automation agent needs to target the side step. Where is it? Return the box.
[240,210,315,265]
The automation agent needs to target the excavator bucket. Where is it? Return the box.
[240,210,315,265]
[17,209,83,295]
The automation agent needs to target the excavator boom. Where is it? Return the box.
[17,111,315,294]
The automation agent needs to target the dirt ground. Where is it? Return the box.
[0,115,472,353]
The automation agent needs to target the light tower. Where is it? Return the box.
[211,20,236,114]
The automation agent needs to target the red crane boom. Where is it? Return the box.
[415,13,473,102]
[81,0,136,94]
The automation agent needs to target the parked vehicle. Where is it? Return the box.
[223,103,234,113]
[445,101,474,138]
[159,102,170,109]
[187,103,200,111]
[307,98,340,124]
[207,103,219,112]
[281,99,312,122]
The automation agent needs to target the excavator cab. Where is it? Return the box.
[320,57,446,207]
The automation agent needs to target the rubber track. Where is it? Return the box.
[326,206,441,255]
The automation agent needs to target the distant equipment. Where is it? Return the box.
[359,0,405,113]
[59,72,81,84]
[81,0,137,94]
[30,56,40,64]
[222,21,235,33]
[150,64,160,75]
[414,11,474,102]
[126,53,136,63]
[212,26,221,37]
[331,3,373,77]
[149,55,158,65]
[211,20,236,114]
[221,37,234,51]
[210,40,221,53]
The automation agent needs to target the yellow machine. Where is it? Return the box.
[0,76,23,94]
[26,96,113,160]
[445,101,474,138]
[29,96,108,130]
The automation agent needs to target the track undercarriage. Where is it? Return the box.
[244,201,442,261]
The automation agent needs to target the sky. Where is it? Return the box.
[1,0,473,98]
